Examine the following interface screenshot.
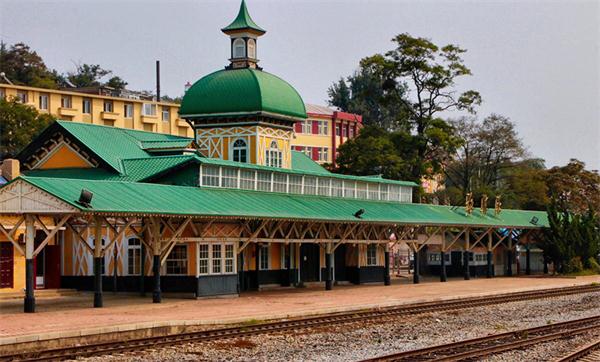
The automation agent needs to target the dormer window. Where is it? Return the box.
[233,38,246,58]
[232,138,248,163]
[247,39,256,59]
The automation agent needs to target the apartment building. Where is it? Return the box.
[293,104,362,165]
[0,84,193,137]
[0,85,363,164]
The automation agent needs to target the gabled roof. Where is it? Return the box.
[18,121,193,174]
[7,176,548,228]
[24,155,199,182]
[221,0,266,35]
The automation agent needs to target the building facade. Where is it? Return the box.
[0,1,547,313]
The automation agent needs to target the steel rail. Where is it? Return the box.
[361,316,600,362]
[555,337,600,362]
[2,283,600,362]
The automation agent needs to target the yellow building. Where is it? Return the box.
[0,84,193,137]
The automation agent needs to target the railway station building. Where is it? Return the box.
[0,0,548,312]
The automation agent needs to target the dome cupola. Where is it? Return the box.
[221,0,265,70]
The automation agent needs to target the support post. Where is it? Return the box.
[440,228,447,283]
[507,231,513,276]
[239,245,245,292]
[413,247,420,284]
[24,215,35,313]
[525,244,531,275]
[325,243,333,290]
[384,243,391,286]
[464,229,470,280]
[152,219,161,303]
[255,243,260,290]
[140,243,146,296]
[487,232,493,278]
[93,217,103,308]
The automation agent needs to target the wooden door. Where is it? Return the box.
[0,243,14,289]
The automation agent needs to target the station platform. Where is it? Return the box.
[1,275,600,346]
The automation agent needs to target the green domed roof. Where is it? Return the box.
[180,68,307,120]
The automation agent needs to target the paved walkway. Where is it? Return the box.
[1,275,599,342]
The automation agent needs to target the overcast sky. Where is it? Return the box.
[1,0,598,169]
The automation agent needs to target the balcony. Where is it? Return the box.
[58,107,78,117]
[100,111,119,121]
[141,114,159,124]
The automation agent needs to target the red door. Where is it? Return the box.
[44,245,61,289]
[0,243,14,289]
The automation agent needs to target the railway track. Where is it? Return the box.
[556,338,600,362]
[2,283,600,361]
[362,315,600,362]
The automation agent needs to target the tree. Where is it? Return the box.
[328,69,408,130]
[502,159,549,210]
[105,76,127,91]
[444,114,527,203]
[0,97,55,158]
[66,63,111,88]
[540,197,599,273]
[335,125,412,181]
[544,159,600,215]
[360,33,482,180]
[0,42,58,88]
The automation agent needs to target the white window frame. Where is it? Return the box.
[266,140,282,168]
[142,103,157,116]
[198,242,237,276]
[103,100,113,113]
[124,103,133,118]
[259,244,270,270]
[162,107,170,122]
[247,38,256,59]
[61,95,72,108]
[16,90,28,103]
[233,38,246,58]
[126,237,142,275]
[39,93,49,110]
[366,244,378,266]
[82,98,92,114]
[231,138,248,163]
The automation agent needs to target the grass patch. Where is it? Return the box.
[564,269,599,277]
[240,318,262,326]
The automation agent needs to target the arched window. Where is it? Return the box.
[247,39,256,59]
[266,140,282,168]
[233,38,246,58]
[232,139,248,163]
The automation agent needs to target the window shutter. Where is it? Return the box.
[312,147,319,160]
[312,121,318,134]
[295,121,302,133]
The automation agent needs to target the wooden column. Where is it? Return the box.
[487,231,493,278]
[464,229,470,280]
[93,217,103,308]
[24,215,35,313]
[384,243,391,286]
[413,244,420,284]
[440,228,447,283]
[506,231,513,276]
[255,243,260,290]
[152,218,161,303]
[526,243,531,275]
[325,243,333,290]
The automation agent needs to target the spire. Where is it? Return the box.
[222,0,266,35]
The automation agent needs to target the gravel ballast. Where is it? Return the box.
[81,291,600,362]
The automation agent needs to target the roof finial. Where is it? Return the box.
[222,0,266,35]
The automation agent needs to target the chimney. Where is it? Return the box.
[1,159,20,181]
[156,60,161,102]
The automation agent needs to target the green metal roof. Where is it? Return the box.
[13,176,547,228]
[24,155,198,182]
[197,156,418,187]
[19,121,193,174]
[179,69,307,120]
[291,151,331,175]
[221,0,266,34]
